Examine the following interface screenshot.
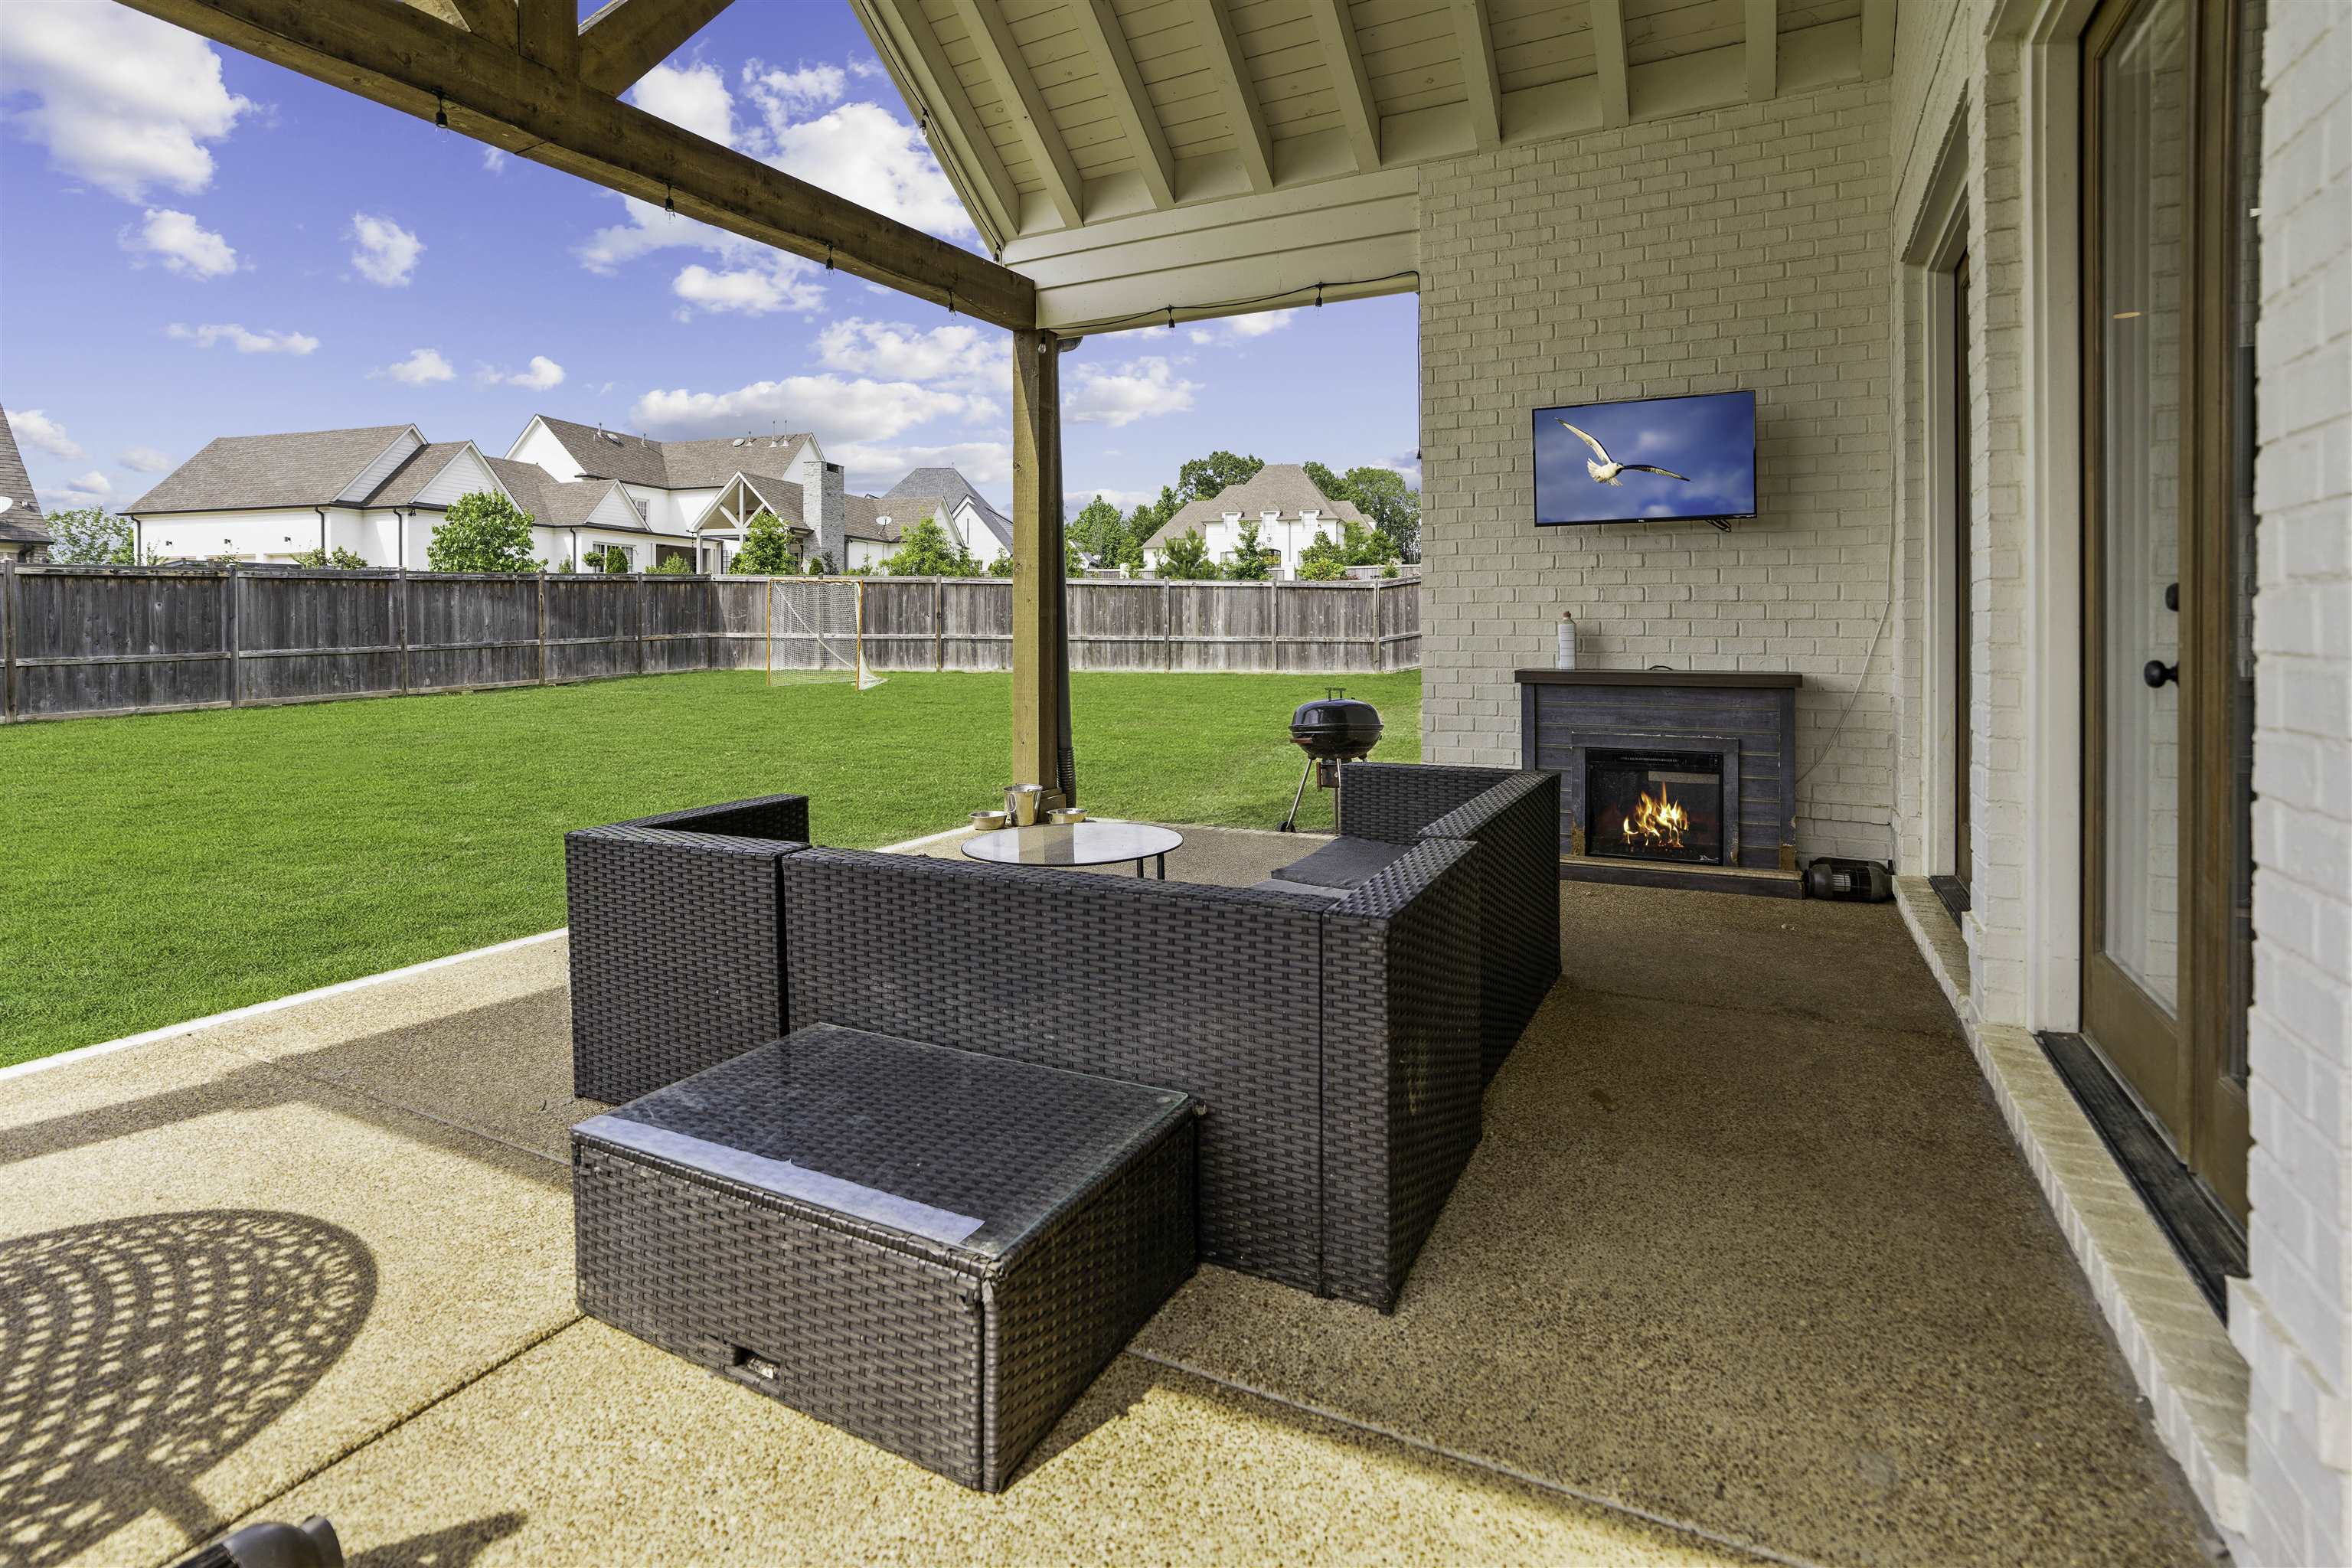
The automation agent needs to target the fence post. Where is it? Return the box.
[638,573,649,677]
[537,573,550,684]
[1369,579,1383,671]
[934,578,945,671]
[1,557,16,722]
[223,561,241,707]
[1267,580,1279,673]
[395,570,410,694]
[1162,579,1174,671]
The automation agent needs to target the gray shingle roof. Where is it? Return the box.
[1144,463,1368,549]
[0,407,52,545]
[533,415,813,490]
[738,473,805,524]
[887,466,1011,549]
[362,441,471,508]
[483,456,554,520]
[542,479,634,529]
[126,425,418,514]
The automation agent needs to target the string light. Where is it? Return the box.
[663,184,675,217]
[1314,283,1324,307]
[1070,270,1421,336]
[433,91,448,129]
[824,242,835,273]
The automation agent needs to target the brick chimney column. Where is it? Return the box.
[807,462,846,571]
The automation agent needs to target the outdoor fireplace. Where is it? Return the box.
[1586,750,1726,865]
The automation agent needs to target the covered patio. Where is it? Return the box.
[4,828,2214,1566]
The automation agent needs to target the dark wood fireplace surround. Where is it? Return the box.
[1517,669,1804,897]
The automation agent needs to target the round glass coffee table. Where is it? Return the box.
[961,821,1184,879]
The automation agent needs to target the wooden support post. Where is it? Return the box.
[933,578,945,671]
[1267,579,1279,671]
[224,562,241,707]
[538,572,550,684]
[1010,327,1067,799]
[637,571,649,676]
[1163,578,1174,671]
[1,558,17,723]
[396,569,410,694]
[1368,580,1382,672]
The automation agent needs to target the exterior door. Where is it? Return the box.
[2082,0,2259,1223]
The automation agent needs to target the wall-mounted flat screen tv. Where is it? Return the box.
[1534,390,1757,525]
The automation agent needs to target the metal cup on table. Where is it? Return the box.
[1004,785,1046,827]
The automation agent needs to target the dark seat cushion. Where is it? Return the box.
[1269,835,1416,891]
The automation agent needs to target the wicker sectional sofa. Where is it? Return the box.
[564,763,1559,1311]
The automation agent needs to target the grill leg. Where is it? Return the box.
[1279,755,1315,833]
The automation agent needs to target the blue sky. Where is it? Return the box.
[0,0,1419,517]
[1534,391,1756,524]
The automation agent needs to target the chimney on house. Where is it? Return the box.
[806,461,845,572]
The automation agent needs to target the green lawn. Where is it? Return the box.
[0,670,1419,1067]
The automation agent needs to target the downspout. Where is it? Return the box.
[315,507,328,558]
[569,528,580,570]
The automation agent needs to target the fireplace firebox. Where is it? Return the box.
[1586,750,1726,865]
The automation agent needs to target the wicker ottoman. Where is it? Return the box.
[572,1024,1199,1491]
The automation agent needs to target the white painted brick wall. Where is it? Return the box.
[1415,82,1900,862]
[2233,2,2352,1561]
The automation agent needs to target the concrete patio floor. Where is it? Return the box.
[1,826,2221,1566]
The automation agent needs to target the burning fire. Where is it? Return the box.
[1622,786,1690,851]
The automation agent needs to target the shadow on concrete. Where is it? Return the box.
[346,1511,527,1566]
[0,1210,376,1568]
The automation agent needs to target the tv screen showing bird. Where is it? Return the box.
[1533,390,1757,525]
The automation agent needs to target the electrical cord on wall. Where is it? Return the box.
[1795,506,1901,789]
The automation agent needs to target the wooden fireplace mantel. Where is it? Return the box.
[1514,669,1804,689]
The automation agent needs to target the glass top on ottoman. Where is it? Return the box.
[960,821,1184,867]
[572,1024,1195,1262]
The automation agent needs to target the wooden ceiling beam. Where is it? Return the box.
[517,0,577,73]
[1067,0,1176,207]
[113,0,1037,328]
[1305,0,1380,172]
[1860,0,1895,77]
[578,0,737,96]
[1744,0,1776,100]
[944,0,1086,229]
[1185,0,1274,191]
[1591,0,1631,128]
[1450,0,1501,151]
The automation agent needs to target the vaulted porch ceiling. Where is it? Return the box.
[852,0,1894,322]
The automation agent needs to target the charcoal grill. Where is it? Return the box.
[1280,688,1383,831]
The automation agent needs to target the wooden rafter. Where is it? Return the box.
[1450,0,1501,151]
[113,0,1036,328]
[1591,0,1631,128]
[1067,0,1176,207]
[863,0,1022,244]
[944,0,1086,229]
[1185,0,1274,191]
[518,0,577,72]
[1305,0,1380,172]
[1744,0,1776,100]
[577,0,736,95]
[1860,0,1894,77]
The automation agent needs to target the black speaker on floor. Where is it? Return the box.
[1805,858,1893,902]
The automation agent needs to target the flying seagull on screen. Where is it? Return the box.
[1557,420,1690,487]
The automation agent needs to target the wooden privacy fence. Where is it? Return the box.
[0,564,1419,723]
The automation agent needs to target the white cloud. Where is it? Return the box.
[0,3,250,201]
[760,101,970,238]
[1064,487,1161,511]
[124,207,237,278]
[121,445,175,473]
[1065,357,1197,428]
[836,441,1013,495]
[479,354,567,390]
[482,146,508,174]
[631,61,737,145]
[815,318,1004,390]
[673,258,825,317]
[348,212,423,286]
[374,348,455,385]
[1229,309,1297,338]
[168,322,318,354]
[743,62,846,120]
[632,376,968,446]
[65,469,113,499]
[12,409,83,460]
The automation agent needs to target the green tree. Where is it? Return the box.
[1155,528,1218,580]
[1338,466,1419,560]
[291,544,371,569]
[652,554,694,574]
[427,491,541,573]
[987,554,1015,578]
[884,517,982,577]
[1068,495,1129,567]
[730,508,799,574]
[1223,518,1276,580]
[41,507,136,564]
[1176,451,1263,505]
[1302,461,1346,500]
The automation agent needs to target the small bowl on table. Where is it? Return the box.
[970,810,1009,832]
[1047,808,1088,825]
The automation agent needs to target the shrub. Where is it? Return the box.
[1223,520,1276,580]
[652,554,694,574]
[732,508,799,575]
[428,492,541,573]
[1155,528,1218,580]
[582,545,632,574]
[291,545,371,570]
[41,507,136,564]
[884,517,982,577]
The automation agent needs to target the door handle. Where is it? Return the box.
[2144,659,2177,688]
